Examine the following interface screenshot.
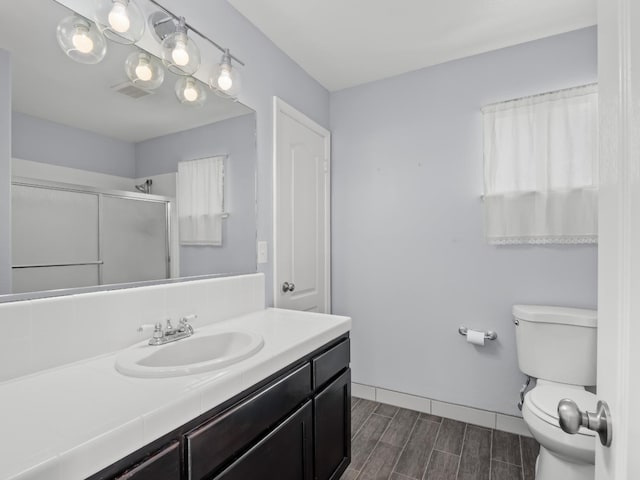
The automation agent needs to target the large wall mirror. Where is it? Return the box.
[0,0,257,298]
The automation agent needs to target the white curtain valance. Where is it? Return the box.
[482,84,598,245]
[177,156,225,246]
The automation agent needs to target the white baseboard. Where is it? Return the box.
[351,382,532,437]
[376,388,431,414]
[351,382,376,401]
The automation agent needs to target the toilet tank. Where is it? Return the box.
[513,305,597,386]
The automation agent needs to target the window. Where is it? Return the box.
[482,84,598,245]
[177,156,226,246]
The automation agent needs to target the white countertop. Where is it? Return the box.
[0,308,351,480]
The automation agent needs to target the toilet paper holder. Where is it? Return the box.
[458,326,498,341]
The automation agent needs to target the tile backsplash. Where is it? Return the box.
[0,273,265,382]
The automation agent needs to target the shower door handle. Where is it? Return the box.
[557,398,612,447]
[282,281,295,293]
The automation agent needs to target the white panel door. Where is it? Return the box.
[274,98,330,312]
[595,0,640,477]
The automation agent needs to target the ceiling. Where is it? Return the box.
[228,0,597,92]
[0,0,252,143]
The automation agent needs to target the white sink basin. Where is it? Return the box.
[115,330,264,378]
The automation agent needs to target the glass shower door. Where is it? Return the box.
[11,184,100,293]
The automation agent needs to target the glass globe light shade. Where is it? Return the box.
[161,18,200,76]
[125,51,164,90]
[56,15,107,65]
[94,0,145,44]
[175,77,207,107]
[209,50,241,99]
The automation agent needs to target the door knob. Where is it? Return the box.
[282,281,295,293]
[557,398,612,447]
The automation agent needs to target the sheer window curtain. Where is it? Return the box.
[482,84,598,245]
[177,156,225,246]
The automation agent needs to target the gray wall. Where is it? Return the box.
[0,51,11,294]
[161,0,331,304]
[12,112,136,177]
[136,113,257,276]
[330,27,598,416]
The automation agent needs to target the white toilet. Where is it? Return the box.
[513,305,598,480]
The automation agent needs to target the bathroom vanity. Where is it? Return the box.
[0,274,351,480]
[91,335,351,480]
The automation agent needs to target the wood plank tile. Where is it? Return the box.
[390,474,414,480]
[356,442,402,480]
[434,419,466,455]
[424,450,459,480]
[520,436,539,480]
[375,402,399,418]
[420,412,443,423]
[380,408,420,447]
[457,425,491,480]
[491,460,523,480]
[352,397,362,410]
[393,419,440,479]
[351,413,393,470]
[492,430,521,466]
[341,467,360,480]
[352,399,379,438]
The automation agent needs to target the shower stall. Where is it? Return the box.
[11,177,171,294]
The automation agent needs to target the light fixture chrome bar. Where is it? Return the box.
[146,0,245,66]
[13,261,105,269]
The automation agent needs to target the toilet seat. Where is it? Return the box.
[527,384,597,437]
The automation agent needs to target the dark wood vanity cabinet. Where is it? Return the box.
[214,401,314,480]
[89,335,350,480]
[314,368,351,480]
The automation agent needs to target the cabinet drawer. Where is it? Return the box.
[312,339,350,390]
[186,363,312,479]
[114,442,180,480]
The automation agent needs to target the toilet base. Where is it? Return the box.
[535,446,594,480]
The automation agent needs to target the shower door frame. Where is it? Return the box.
[11,176,172,290]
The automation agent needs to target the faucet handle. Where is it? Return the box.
[152,322,164,339]
[179,314,197,333]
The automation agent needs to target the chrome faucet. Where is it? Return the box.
[139,314,197,346]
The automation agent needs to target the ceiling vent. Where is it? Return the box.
[110,82,155,99]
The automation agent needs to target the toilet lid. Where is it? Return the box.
[527,385,597,437]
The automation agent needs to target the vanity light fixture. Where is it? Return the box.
[210,49,242,98]
[175,77,207,106]
[125,51,164,89]
[94,0,145,44]
[160,17,201,76]
[56,15,107,64]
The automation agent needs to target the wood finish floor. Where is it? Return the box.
[342,397,540,480]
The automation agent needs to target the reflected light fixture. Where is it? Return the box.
[210,49,241,98]
[175,77,206,106]
[160,17,200,76]
[56,15,107,64]
[95,0,145,44]
[125,51,164,89]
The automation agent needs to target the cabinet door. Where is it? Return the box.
[314,368,351,480]
[186,364,311,479]
[114,441,180,480]
[213,401,314,480]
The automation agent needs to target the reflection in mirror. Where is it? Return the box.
[0,0,257,297]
